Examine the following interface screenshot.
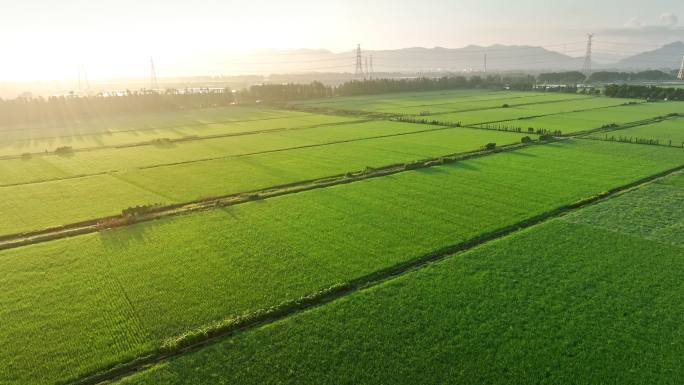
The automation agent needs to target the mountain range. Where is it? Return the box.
[224,42,684,75]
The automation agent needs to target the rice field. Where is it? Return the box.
[115,172,684,385]
[0,125,530,236]
[1,140,683,385]
[586,116,684,146]
[3,89,684,385]
[486,101,684,134]
[0,108,359,156]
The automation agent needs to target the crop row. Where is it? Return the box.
[2,140,683,385]
[0,126,530,236]
[115,173,684,385]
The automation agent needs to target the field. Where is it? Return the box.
[2,89,684,385]
[486,102,684,134]
[0,124,531,236]
[0,108,359,156]
[116,173,684,385]
[586,116,684,146]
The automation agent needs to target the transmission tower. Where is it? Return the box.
[150,57,159,91]
[354,44,363,78]
[677,54,684,80]
[483,54,487,73]
[582,33,594,77]
[364,56,369,80]
[369,55,374,80]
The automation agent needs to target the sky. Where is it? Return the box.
[1,0,683,81]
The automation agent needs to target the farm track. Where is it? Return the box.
[0,118,370,161]
[65,163,684,385]
[0,140,536,251]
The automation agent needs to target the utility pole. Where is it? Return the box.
[150,57,159,91]
[582,33,594,78]
[677,54,684,80]
[354,44,363,79]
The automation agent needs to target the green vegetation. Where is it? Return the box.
[295,91,585,115]
[489,102,684,134]
[1,140,683,385]
[116,173,684,385]
[4,88,684,385]
[0,108,358,156]
[587,117,684,147]
[0,126,530,236]
[0,120,442,186]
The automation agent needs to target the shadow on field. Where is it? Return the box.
[446,161,480,171]
[507,150,538,158]
[98,222,152,250]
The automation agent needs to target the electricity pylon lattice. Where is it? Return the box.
[582,34,594,77]
[677,55,684,80]
[354,44,363,78]
[150,57,159,91]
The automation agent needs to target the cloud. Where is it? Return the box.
[602,14,684,38]
[660,13,679,26]
[624,17,645,28]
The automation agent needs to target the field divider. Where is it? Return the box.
[0,139,546,250]
[63,162,684,385]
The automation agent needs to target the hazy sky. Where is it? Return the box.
[1,0,683,80]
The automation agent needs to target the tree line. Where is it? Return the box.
[538,70,677,84]
[604,84,684,100]
[2,71,683,127]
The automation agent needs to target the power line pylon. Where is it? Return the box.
[677,54,684,80]
[369,55,374,80]
[483,54,487,73]
[150,57,159,91]
[582,33,594,78]
[354,44,363,79]
[364,56,369,80]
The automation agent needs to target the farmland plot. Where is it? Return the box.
[116,173,684,385]
[0,126,529,236]
[587,116,684,146]
[488,101,684,134]
[2,140,683,385]
[0,109,358,156]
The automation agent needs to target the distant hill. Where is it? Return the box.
[616,41,684,70]
[218,45,585,74]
